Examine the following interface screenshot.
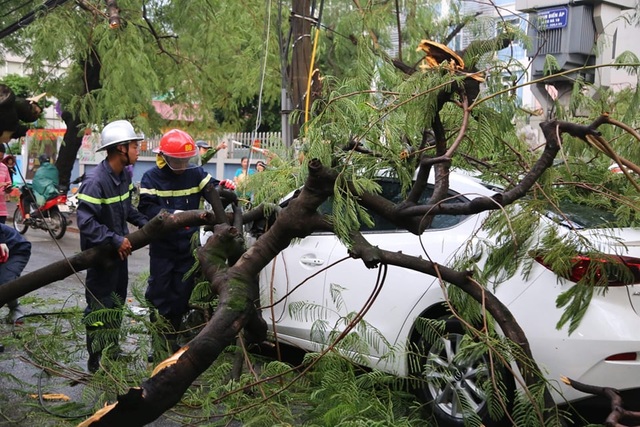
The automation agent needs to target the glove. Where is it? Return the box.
[219,179,236,190]
[0,243,9,263]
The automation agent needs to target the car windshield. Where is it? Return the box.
[319,178,470,232]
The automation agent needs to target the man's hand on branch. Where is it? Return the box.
[117,237,132,260]
[0,243,9,263]
[219,179,236,190]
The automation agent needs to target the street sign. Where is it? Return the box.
[538,7,568,30]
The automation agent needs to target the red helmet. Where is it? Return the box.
[155,129,196,158]
[154,129,199,171]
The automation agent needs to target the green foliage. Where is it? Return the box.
[4,0,282,134]
[511,381,570,427]
[2,1,640,426]
[305,353,421,427]
[0,74,33,97]
[289,281,395,368]
[542,54,561,76]
[248,145,307,206]
[613,50,640,75]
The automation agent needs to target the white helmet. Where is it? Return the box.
[98,120,143,152]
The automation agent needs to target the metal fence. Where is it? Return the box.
[140,132,282,160]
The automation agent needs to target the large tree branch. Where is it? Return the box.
[0,210,217,306]
[562,377,640,427]
[392,119,600,219]
[78,159,338,425]
[79,224,263,426]
[348,232,555,424]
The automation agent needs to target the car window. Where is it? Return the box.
[545,201,618,230]
[319,179,470,232]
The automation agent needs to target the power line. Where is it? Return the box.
[0,0,35,19]
[0,0,71,40]
[253,0,272,134]
[0,0,25,10]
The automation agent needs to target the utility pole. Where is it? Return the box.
[286,0,317,144]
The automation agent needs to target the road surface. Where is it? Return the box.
[0,217,186,426]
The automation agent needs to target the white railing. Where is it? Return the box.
[141,132,282,160]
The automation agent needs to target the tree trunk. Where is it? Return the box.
[56,48,101,190]
[0,210,216,306]
[78,159,337,426]
[290,0,313,139]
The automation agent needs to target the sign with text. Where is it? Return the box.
[79,133,105,164]
[538,7,568,30]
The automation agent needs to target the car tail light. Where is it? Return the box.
[606,352,638,361]
[535,254,640,286]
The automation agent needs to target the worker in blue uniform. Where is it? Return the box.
[0,223,31,343]
[139,129,233,359]
[77,119,148,373]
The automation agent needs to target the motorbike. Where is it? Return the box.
[65,174,85,215]
[12,184,69,240]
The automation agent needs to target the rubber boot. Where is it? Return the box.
[6,300,24,325]
[86,331,101,373]
[167,315,182,353]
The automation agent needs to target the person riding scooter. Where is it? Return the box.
[23,154,59,224]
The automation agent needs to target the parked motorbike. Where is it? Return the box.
[65,174,85,215]
[12,184,69,239]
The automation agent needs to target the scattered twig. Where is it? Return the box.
[562,376,640,427]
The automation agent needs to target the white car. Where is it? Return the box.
[206,171,640,425]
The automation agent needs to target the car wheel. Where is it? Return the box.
[46,208,67,240]
[411,317,514,427]
[12,207,27,234]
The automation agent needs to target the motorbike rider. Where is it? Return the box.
[33,154,59,204]
[77,119,148,373]
[138,129,233,359]
[22,154,59,224]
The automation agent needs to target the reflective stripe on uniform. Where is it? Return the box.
[78,186,132,205]
[139,175,211,197]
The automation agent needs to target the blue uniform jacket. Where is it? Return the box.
[77,160,148,251]
[0,223,31,284]
[138,166,218,255]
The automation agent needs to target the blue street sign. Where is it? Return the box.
[538,7,568,30]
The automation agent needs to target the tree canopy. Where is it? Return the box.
[1,1,640,426]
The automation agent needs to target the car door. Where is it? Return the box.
[259,224,339,347]
[319,180,473,357]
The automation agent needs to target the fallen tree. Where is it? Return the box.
[1,110,637,425]
[1,5,639,425]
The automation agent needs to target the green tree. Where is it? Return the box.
[1,0,282,187]
[0,74,32,98]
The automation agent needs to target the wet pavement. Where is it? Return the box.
[0,202,186,426]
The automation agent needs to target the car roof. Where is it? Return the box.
[435,169,498,199]
[279,168,499,204]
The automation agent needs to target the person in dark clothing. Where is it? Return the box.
[0,84,43,144]
[0,223,31,352]
[139,129,232,359]
[32,154,59,205]
[21,154,59,224]
[77,119,148,373]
